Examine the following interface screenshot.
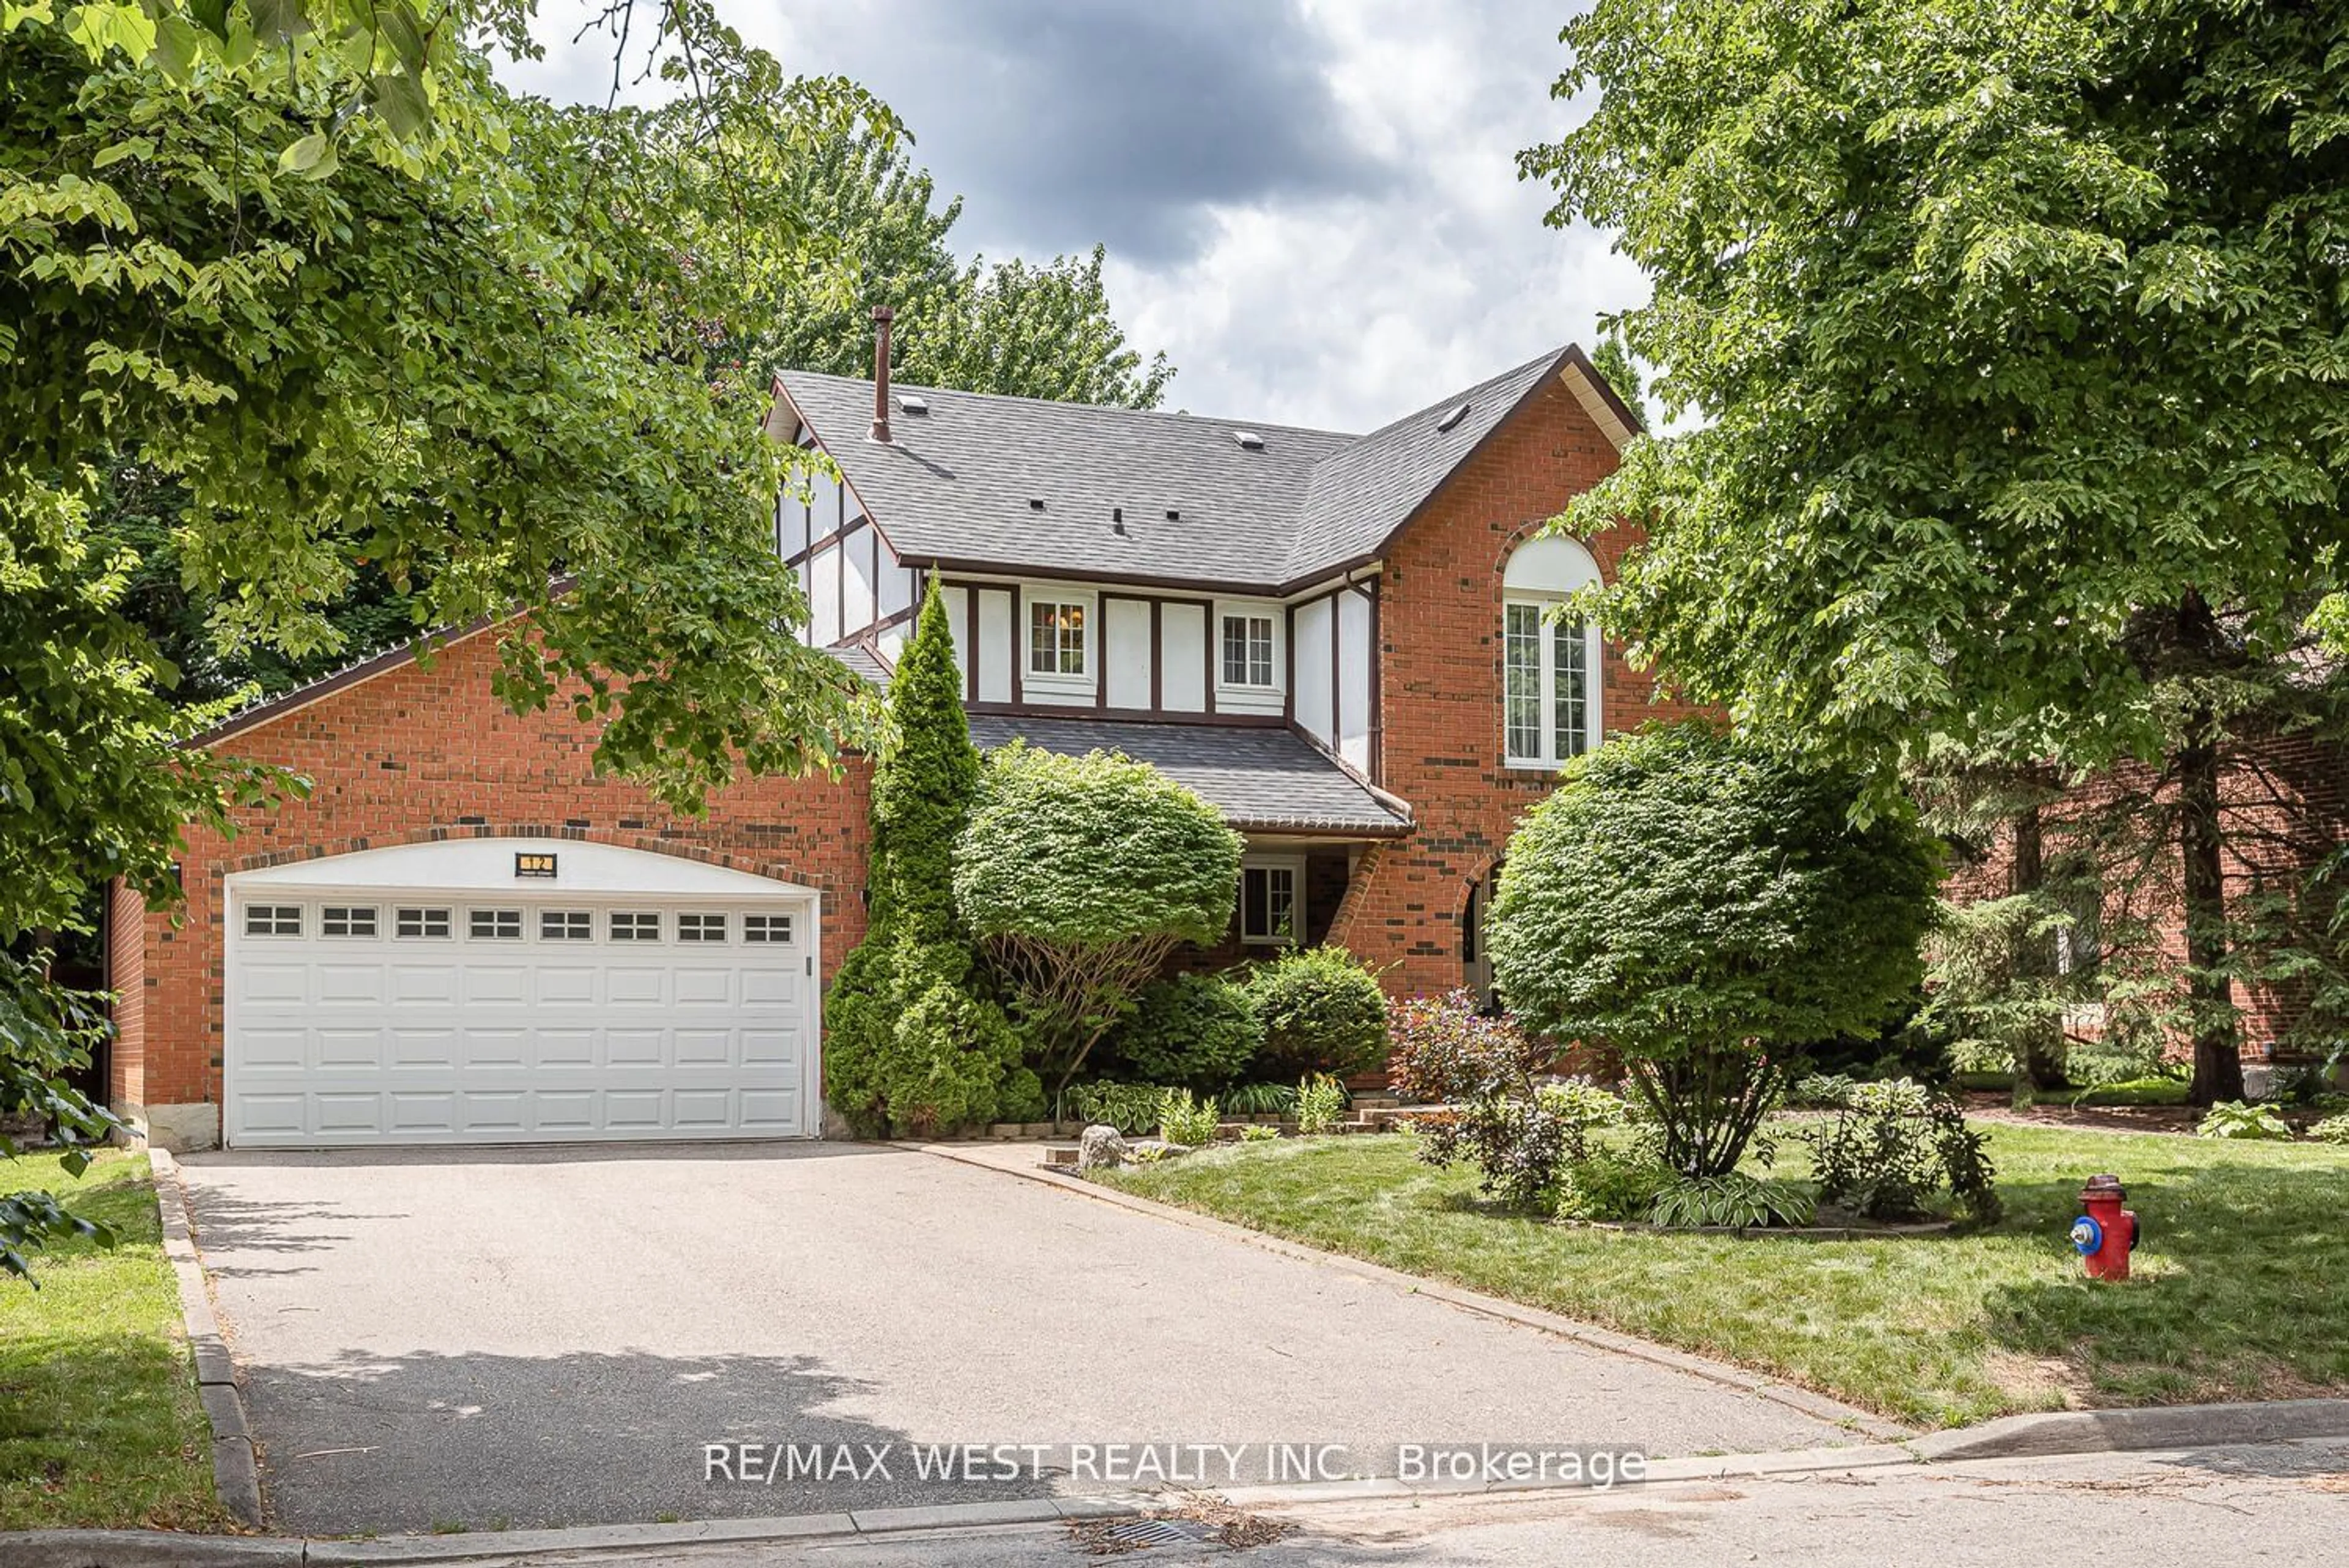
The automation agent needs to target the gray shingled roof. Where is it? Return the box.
[774,346,1585,593]
[965,715,1410,836]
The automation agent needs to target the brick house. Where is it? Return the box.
[110,342,1693,1150]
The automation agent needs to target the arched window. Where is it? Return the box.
[1501,536,1603,767]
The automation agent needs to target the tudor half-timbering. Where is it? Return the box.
[110,340,1693,1150]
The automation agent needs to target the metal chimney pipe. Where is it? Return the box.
[869,305,894,443]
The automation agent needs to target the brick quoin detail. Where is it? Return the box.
[111,628,872,1112]
[1324,377,1710,1000]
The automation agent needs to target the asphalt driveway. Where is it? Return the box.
[179,1142,1855,1534]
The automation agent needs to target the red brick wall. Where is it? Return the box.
[106,880,150,1109]
[111,626,873,1113]
[1327,378,1711,998]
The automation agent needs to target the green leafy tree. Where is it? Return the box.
[743,130,1172,407]
[1521,0,2349,1103]
[824,584,1035,1135]
[1,4,887,1269]
[956,746,1242,1096]
[1488,724,1942,1176]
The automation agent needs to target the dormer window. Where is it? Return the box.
[1028,599,1089,677]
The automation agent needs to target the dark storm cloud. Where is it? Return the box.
[809,0,1395,264]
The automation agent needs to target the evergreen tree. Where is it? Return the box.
[823,584,1037,1134]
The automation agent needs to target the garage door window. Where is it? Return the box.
[540,910,593,941]
[245,904,302,937]
[610,911,661,942]
[395,907,452,939]
[678,913,728,942]
[468,909,523,940]
[743,913,792,943]
[321,905,378,938]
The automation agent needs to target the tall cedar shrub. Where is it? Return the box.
[1245,946,1391,1079]
[823,585,1037,1134]
[955,746,1243,1095]
[1488,723,1942,1176]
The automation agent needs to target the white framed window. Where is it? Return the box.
[1501,535,1603,768]
[678,913,728,943]
[321,905,377,938]
[743,913,793,944]
[395,907,451,939]
[468,908,523,941]
[244,904,302,937]
[610,911,661,942]
[1027,598,1089,678]
[540,910,593,941]
[1239,856,1305,946]
[1220,612,1276,688]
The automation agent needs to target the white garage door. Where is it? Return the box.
[223,839,820,1147]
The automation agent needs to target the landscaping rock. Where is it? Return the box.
[1077,1124,1129,1170]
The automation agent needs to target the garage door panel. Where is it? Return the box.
[533,1090,597,1132]
[240,964,311,1005]
[535,967,598,1007]
[466,1027,529,1067]
[227,886,815,1146]
[603,1089,667,1131]
[740,1089,800,1129]
[237,1028,310,1071]
[674,968,735,1006]
[391,965,461,1006]
[607,969,666,1006]
[674,1028,733,1066]
[316,1028,383,1069]
[314,1093,384,1136]
[672,1088,733,1129]
[389,1027,460,1069]
[605,1028,665,1066]
[390,1092,457,1133]
[740,1028,800,1066]
[537,1028,596,1067]
[457,1092,526,1135]
[462,965,531,1006]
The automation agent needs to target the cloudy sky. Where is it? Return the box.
[506,0,1642,433]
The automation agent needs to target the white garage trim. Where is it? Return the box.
[224,839,822,1148]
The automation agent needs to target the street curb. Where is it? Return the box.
[909,1140,1913,1444]
[9,1408,2349,1566]
[150,1148,268,1530]
[1906,1398,2349,1462]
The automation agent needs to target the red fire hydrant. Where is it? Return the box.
[2071,1173,2140,1281]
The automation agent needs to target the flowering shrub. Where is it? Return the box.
[1386,990,1549,1104]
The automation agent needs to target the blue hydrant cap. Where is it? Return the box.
[2070,1216,2104,1255]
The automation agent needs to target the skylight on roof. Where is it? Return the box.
[1436,401,1471,432]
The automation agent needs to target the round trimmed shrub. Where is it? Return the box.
[1115,973,1263,1091]
[1488,722,1942,1176]
[956,744,1245,1092]
[1245,946,1389,1079]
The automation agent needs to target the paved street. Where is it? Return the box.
[606,1436,2349,1567]
[180,1142,1851,1536]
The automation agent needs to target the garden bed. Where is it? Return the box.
[1093,1123,2349,1427]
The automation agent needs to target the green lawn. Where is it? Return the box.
[1097,1124,2349,1429]
[0,1152,232,1530]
